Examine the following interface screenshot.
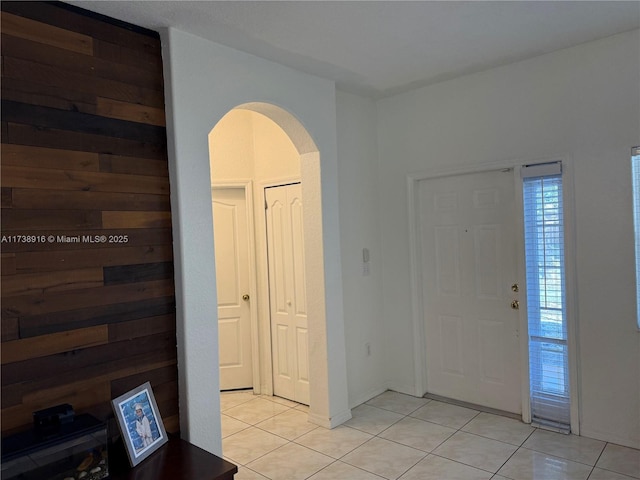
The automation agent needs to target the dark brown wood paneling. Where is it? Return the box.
[2,165,170,194]
[3,57,165,108]
[1,1,161,54]
[2,384,23,409]
[93,39,162,73]
[96,97,166,127]
[99,154,169,177]
[1,143,100,172]
[2,100,166,144]
[3,279,174,318]
[1,325,109,364]
[1,228,172,253]
[104,262,174,286]
[1,208,103,231]
[14,245,173,273]
[1,2,177,436]
[1,253,17,275]
[108,314,176,343]
[1,268,104,296]
[151,380,180,418]
[2,332,177,387]
[1,187,13,208]
[6,123,167,159]
[102,211,172,229]
[1,318,19,342]
[1,12,93,55]
[11,189,170,211]
[110,365,178,398]
[1,33,163,91]
[1,76,98,114]
[19,296,175,338]
[1,85,96,115]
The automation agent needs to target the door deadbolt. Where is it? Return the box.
[511,300,520,310]
[242,294,250,301]
[511,283,519,293]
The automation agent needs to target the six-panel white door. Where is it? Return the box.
[419,169,521,413]
[265,183,310,405]
[212,188,253,391]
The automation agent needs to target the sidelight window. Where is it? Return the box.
[631,147,640,329]
[522,162,570,431]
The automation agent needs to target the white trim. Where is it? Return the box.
[407,176,427,397]
[260,176,301,188]
[513,171,532,424]
[408,158,521,183]
[521,161,562,178]
[308,409,352,429]
[211,181,261,394]
[349,386,390,410]
[629,147,640,333]
[210,179,254,186]
[560,156,581,435]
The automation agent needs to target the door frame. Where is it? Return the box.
[407,156,579,431]
[212,181,261,394]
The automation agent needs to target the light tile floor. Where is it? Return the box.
[221,390,640,480]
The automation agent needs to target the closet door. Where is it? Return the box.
[265,183,309,405]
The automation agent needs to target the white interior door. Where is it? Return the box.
[265,183,310,405]
[420,169,521,413]
[213,188,253,391]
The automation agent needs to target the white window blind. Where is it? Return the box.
[631,147,640,329]
[522,163,570,431]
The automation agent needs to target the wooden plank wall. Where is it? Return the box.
[1,1,179,436]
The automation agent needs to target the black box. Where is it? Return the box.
[1,413,108,480]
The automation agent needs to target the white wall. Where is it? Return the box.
[335,91,388,407]
[376,30,640,448]
[160,27,350,455]
[253,112,301,181]
[209,109,254,181]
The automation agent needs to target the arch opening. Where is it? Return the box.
[208,103,332,426]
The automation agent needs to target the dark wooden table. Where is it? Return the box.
[109,437,237,480]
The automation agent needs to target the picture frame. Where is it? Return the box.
[111,382,168,467]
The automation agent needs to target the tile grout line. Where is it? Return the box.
[327,399,491,478]
[586,441,627,480]
[223,392,640,480]
[490,431,533,480]
[373,402,527,478]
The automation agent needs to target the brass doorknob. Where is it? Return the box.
[511,300,520,310]
[242,294,250,301]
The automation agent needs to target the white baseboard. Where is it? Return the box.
[307,408,352,429]
[580,426,640,450]
[349,386,389,410]
[386,381,423,398]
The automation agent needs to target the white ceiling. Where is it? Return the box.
[69,1,640,98]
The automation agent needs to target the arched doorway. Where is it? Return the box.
[208,103,339,425]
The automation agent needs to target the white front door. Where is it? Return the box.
[213,188,253,391]
[265,183,310,405]
[419,169,521,413]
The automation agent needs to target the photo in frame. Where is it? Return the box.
[111,382,168,467]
